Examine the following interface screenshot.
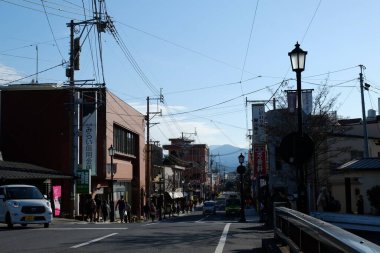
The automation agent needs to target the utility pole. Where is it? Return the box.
[359,65,369,158]
[146,93,163,204]
[68,19,79,218]
[35,45,38,83]
[66,7,108,217]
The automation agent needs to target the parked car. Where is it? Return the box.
[203,200,216,215]
[0,185,52,228]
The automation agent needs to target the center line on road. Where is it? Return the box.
[215,223,231,253]
[70,233,118,248]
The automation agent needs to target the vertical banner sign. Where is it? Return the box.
[253,144,267,176]
[82,91,97,176]
[287,91,297,113]
[251,104,266,143]
[287,90,313,114]
[302,90,313,115]
[52,185,61,217]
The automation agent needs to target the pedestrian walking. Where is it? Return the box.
[101,200,109,222]
[143,203,150,221]
[115,196,126,223]
[85,195,95,222]
[150,203,156,222]
[94,195,101,222]
[125,201,132,223]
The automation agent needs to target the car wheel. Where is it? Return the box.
[6,213,13,229]
[44,223,49,228]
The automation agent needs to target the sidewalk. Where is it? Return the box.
[244,206,260,223]
[53,206,260,224]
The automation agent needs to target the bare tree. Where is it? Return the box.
[266,79,352,198]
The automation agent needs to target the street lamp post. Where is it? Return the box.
[237,153,246,222]
[108,145,115,222]
[158,173,163,221]
[182,180,185,213]
[288,42,308,213]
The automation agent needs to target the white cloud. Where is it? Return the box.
[0,64,24,85]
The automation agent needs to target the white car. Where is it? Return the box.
[0,185,52,228]
[203,201,216,215]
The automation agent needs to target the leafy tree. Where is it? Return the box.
[367,185,380,215]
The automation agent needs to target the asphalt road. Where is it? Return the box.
[0,208,274,253]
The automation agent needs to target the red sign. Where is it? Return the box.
[53,185,61,217]
[253,144,267,177]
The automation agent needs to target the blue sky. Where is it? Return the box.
[1,1,380,149]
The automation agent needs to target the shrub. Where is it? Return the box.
[367,185,380,215]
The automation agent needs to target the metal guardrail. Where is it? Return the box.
[310,211,380,232]
[274,206,380,253]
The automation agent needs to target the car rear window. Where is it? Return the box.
[5,187,44,199]
[226,199,240,205]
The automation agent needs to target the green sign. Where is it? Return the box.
[77,169,90,194]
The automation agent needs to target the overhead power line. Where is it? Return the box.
[2,62,66,85]
[106,19,160,96]
[40,0,65,60]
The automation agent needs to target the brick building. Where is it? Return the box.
[0,84,145,218]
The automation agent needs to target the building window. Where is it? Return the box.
[113,125,137,156]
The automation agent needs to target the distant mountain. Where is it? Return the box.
[209,144,248,172]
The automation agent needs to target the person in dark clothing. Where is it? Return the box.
[115,196,126,223]
[95,195,101,222]
[143,204,150,221]
[85,196,96,222]
[101,200,109,222]
[150,203,156,222]
[125,201,132,223]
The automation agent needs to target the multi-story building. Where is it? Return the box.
[163,137,209,200]
[0,84,145,218]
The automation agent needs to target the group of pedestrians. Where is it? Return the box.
[141,200,199,222]
[85,195,198,223]
[84,195,111,222]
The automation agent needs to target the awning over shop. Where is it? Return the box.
[0,160,72,180]
[166,191,188,199]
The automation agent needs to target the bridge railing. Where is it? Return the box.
[274,205,380,253]
[310,211,380,232]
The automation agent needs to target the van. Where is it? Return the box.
[0,185,52,228]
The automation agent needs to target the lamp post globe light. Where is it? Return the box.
[288,42,308,213]
[108,145,115,222]
[288,42,307,135]
[236,153,246,222]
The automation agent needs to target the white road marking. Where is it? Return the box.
[142,222,157,226]
[70,233,118,248]
[49,228,127,230]
[215,223,231,253]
